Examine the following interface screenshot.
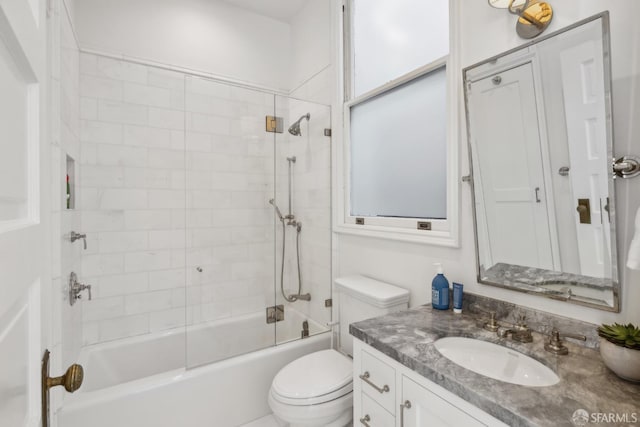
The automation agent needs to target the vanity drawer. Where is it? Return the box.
[359,393,395,427]
[360,348,396,414]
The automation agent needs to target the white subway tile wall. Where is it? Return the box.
[79,54,188,345]
[184,77,276,362]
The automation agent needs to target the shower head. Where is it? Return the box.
[268,199,285,222]
[288,113,311,136]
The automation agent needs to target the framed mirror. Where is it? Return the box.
[463,13,620,311]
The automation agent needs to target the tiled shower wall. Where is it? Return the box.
[183,77,275,328]
[78,57,279,345]
[78,54,187,345]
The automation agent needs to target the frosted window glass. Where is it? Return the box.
[352,0,449,97]
[350,67,447,219]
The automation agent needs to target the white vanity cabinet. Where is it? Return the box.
[353,339,508,427]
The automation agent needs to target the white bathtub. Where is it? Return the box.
[58,310,330,427]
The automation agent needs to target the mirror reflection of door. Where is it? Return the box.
[468,63,557,271]
[560,39,611,278]
[464,14,619,311]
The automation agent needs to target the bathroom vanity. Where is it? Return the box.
[350,306,640,427]
[353,339,507,426]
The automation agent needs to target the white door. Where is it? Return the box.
[401,376,486,427]
[0,0,48,426]
[560,38,610,278]
[468,63,555,271]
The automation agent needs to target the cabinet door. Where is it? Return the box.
[358,393,395,427]
[401,376,487,427]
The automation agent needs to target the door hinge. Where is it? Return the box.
[325,298,333,308]
[266,305,284,324]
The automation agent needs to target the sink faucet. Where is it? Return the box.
[499,315,533,343]
[544,328,586,355]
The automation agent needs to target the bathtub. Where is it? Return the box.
[58,310,330,427]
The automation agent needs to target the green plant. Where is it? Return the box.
[598,323,640,350]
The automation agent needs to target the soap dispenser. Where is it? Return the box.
[431,263,450,310]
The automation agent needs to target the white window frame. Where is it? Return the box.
[335,0,461,247]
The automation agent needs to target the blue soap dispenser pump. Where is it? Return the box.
[431,263,450,310]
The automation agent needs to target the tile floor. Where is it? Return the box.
[240,414,280,427]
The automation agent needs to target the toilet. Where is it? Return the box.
[268,275,410,427]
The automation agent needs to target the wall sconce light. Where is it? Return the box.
[488,0,553,39]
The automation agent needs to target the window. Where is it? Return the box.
[340,0,459,245]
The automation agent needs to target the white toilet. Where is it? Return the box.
[268,275,410,427]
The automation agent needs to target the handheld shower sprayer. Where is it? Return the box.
[269,199,285,222]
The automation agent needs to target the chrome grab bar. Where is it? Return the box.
[359,371,390,394]
[360,414,371,426]
[400,400,412,427]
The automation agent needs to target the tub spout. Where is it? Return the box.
[291,293,311,301]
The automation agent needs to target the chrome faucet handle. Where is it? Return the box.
[516,314,528,328]
[483,311,500,333]
[471,305,501,332]
[544,328,586,355]
[70,231,87,250]
[69,272,92,306]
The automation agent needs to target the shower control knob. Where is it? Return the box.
[69,272,92,306]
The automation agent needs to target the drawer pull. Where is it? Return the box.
[400,400,412,427]
[359,371,390,394]
[360,414,371,426]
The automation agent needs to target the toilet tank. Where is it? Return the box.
[335,275,410,357]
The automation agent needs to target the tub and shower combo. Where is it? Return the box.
[59,312,329,427]
[60,62,332,427]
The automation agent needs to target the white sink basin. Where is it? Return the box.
[434,337,559,387]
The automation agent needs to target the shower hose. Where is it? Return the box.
[279,221,303,302]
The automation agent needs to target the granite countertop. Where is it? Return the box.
[350,306,640,427]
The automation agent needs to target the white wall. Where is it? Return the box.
[72,0,291,91]
[289,0,332,97]
[334,0,640,326]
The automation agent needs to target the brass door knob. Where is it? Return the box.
[47,363,84,393]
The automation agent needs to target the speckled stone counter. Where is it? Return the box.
[350,306,640,427]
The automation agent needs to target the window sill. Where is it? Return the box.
[333,223,459,247]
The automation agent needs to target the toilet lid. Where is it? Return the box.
[272,350,353,401]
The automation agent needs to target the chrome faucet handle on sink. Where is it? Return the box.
[544,328,586,355]
[471,305,500,332]
[483,310,500,332]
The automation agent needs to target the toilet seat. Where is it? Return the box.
[271,349,353,406]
